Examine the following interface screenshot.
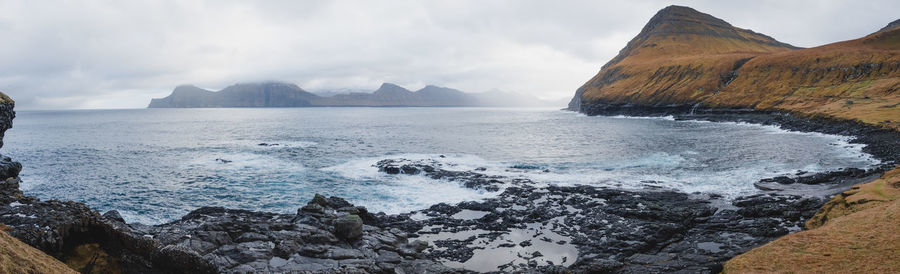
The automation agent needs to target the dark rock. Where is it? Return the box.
[0,155,21,179]
[310,193,329,207]
[102,210,125,223]
[214,158,232,164]
[333,215,363,241]
[377,250,402,263]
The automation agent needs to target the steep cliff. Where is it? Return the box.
[0,92,14,150]
[571,5,900,130]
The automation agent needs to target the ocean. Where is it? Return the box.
[3,107,879,224]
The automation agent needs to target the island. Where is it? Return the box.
[148,82,553,108]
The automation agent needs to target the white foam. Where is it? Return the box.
[609,115,676,121]
[322,142,878,203]
[215,140,317,149]
[322,154,504,214]
[183,152,305,172]
[680,119,881,167]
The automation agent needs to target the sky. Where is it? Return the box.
[0,0,897,110]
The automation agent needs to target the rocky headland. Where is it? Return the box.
[568,5,900,273]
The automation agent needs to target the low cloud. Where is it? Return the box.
[0,0,896,109]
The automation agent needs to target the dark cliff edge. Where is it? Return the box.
[149,82,557,108]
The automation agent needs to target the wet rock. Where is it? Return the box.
[214,158,232,164]
[147,197,439,273]
[333,215,364,241]
[0,155,21,179]
[102,210,125,223]
[377,250,402,263]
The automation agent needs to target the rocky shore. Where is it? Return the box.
[4,153,885,273]
[2,97,899,273]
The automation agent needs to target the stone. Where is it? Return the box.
[377,250,402,263]
[102,210,126,223]
[334,215,364,241]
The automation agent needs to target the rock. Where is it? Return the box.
[333,215,363,241]
[0,155,21,179]
[300,203,324,214]
[102,210,126,223]
[383,165,401,174]
[214,158,232,164]
[310,193,329,207]
[377,250,402,263]
[410,240,429,253]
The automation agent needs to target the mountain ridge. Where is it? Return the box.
[569,5,900,273]
[570,5,900,129]
[148,82,558,108]
[568,5,800,111]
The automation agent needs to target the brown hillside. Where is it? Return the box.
[0,226,77,274]
[705,25,900,126]
[572,6,900,273]
[570,5,797,110]
[573,6,900,129]
[723,169,900,273]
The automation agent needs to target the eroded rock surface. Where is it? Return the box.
[139,195,456,273]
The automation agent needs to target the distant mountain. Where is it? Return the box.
[309,88,371,98]
[149,82,560,108]
[148,83,317,108]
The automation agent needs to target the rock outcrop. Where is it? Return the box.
[368,155,891,272]
[139,196,452,273]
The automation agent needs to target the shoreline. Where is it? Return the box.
[2,107,898,272]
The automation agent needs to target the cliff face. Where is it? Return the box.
[571,5,900,129]
[0,92,14,150]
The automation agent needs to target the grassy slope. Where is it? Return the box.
[723,169,900,273]
[582,14,900,128]
[0,225,77,274]
[577,6,900,273]
[707,27,900,128]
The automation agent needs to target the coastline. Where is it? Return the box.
[577,102,900,272]
[3,103,897,272]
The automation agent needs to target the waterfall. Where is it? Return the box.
[690,102,701,115]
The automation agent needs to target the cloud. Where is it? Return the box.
[0,0,896,109]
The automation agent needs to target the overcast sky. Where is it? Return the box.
[0,0,897,110]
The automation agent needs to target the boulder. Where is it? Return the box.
[333,215,363,241]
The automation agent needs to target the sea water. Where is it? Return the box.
[3,108,879,224]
